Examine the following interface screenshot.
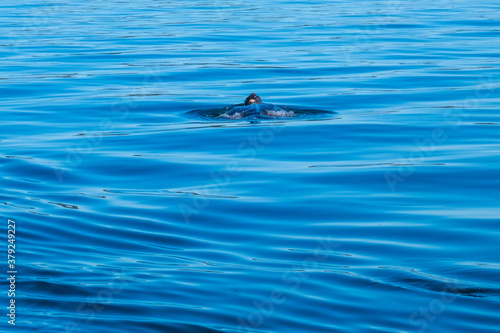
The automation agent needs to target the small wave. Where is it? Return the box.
[363,266,500,298]
[186,103,334,121]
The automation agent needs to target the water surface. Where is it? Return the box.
[1,0,500,332]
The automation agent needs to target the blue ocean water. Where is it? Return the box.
[1,0,500,332]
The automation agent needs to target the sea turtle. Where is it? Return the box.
[244,92,262,106]
[221,93,295,119]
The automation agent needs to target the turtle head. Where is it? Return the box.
[244,93,262,105]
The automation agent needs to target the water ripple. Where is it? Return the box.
[2,0,500,332]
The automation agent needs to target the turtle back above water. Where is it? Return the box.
[222,102,295,120]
